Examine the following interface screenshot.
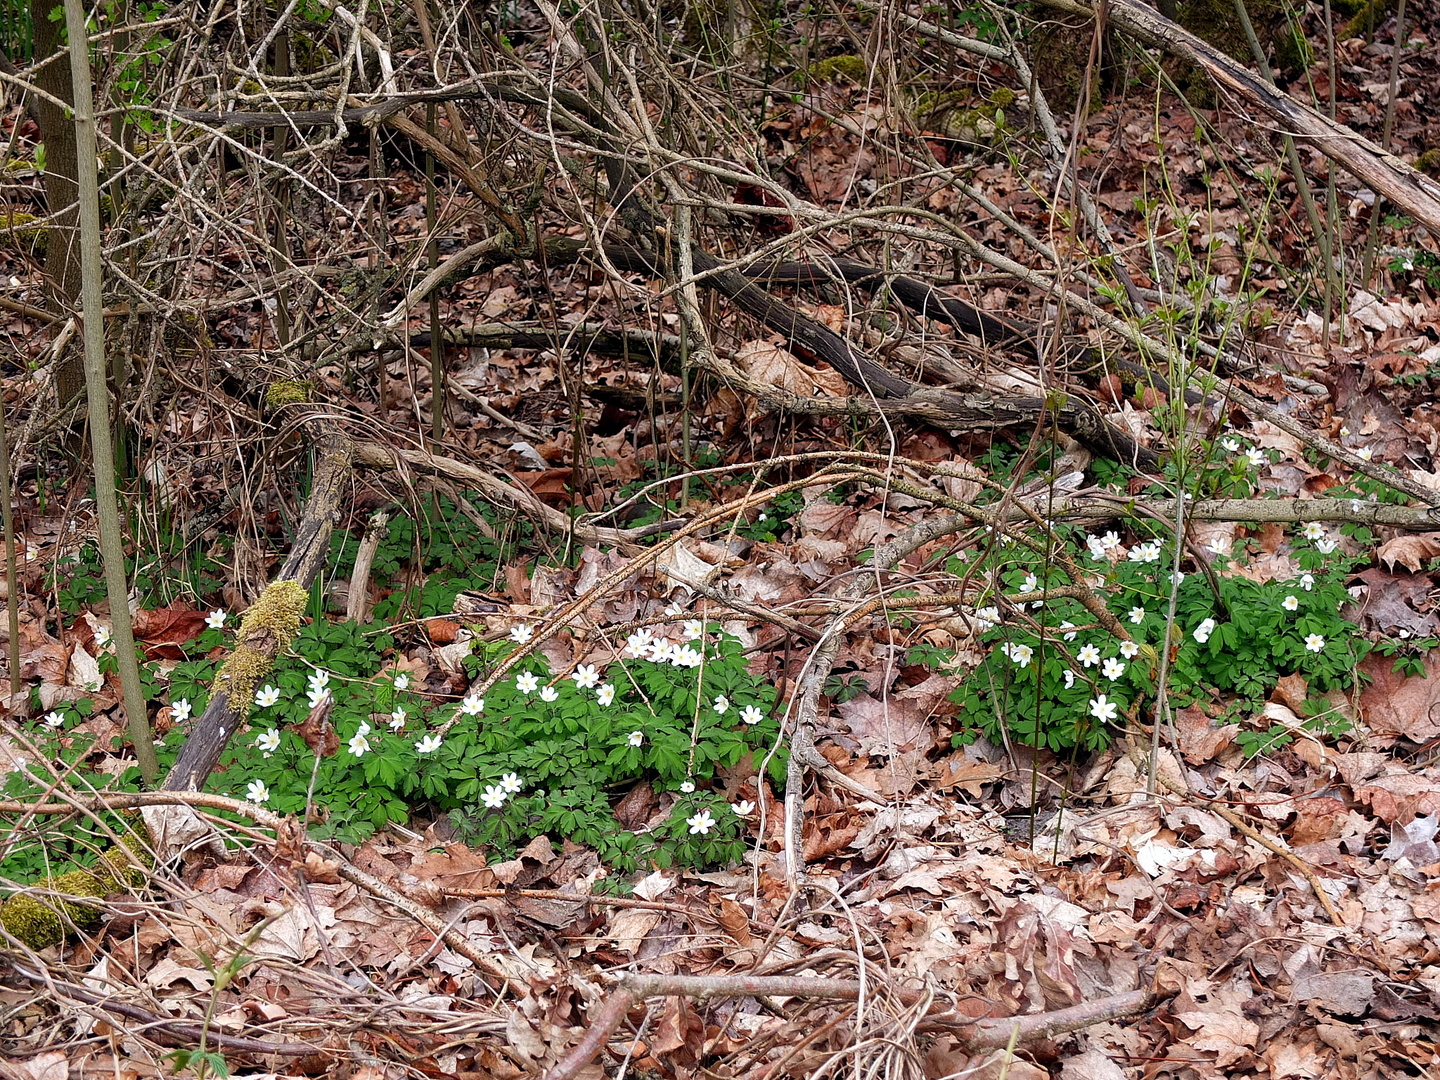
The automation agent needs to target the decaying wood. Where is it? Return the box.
[161,429,352,795]
[1050,0,1440,238]
[543,973,1164,1080]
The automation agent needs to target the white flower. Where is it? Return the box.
[1355,446,1374,461]
[93,626,111,649]
[1351,499,1363,514]
[255,729,280,754]
[1301,522,1325,541]
[1207,540,1228,556]
[516,671,539,694]
[1305,633,1326,653]
[713,694,729,714]
[389,708,407,731]
[1245,447,1267,468]
[1300,573,1315,591]
[645,640,670,663]
[1101,531,1122,551]
[757,511,767,522]
[1283,595,1299,611]
[171,698,192,722]
[254,684,280,708]
[1059,621,1078,642]
[572,664,600,689]
[731,800,755,816]
[307,686,332,709]
[22,542,36,560]
[393,673,409,691]
[597,683,616,706]
[740,705,764,726]
[481,785,507,809]
[1171,571,1186,586]
[1340,425,1351,437]
[356,720,371,737]
[539,685,559,702]
[500,772,523,794]
[245,780,269,804]
[673,645,704,668]
[1020,572,1038,594]
[1119,641,1140,659]
[415,733,442,754]
[460,694,485,716]
[1001,642,1034,667]
[205,609,227,630]
[1128,542,1161,564]
[665,602,684,617]
[1315,538,1338,554]
[308,669,330,691]
[1102,657,1126,680]
[348,730,370,756]
[1063,669,1076,689]
[628,730,644,747]
[973,606,1000,632]
[1086,535,1106,559]
[1077,644,1101,667]
[624,629,654,657]
[1193,618,1217,644]
[1129,606,1146,624]
[687,810,717,836]
[679,780,695,794]
[510,624,534,644]
[1089,695,1119,722]
[43,711,64,728]
[1222,437,1240,452]
[683,620,704,640]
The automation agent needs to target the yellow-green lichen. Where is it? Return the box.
[265,379,312,408]
[0,841,151,950]
[215,579,309,720]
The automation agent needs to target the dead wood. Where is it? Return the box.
[543,973,1164,1080]
[160,428,352,796]
[1053,0,1440,238]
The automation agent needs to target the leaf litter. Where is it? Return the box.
[4,4,1440,1080]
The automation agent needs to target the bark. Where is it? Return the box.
[31,0,84,402]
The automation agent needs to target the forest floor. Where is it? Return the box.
[4,2,1440,1079]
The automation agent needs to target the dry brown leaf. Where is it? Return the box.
[1377,532,1440,572]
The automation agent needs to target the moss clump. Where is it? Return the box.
[802,55,868,85]
[1416,149,1440,177]
[0,840,151,950]
[265,379,312,408]
[215,579,309,720]
[0,211,47,258]
[989,87,1016,110]
[1342,0,1395,39]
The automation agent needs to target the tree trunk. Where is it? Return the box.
[31,0,84,403]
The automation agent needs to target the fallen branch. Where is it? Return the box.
[1070,0,1440,239]
[543,974,1162,1080]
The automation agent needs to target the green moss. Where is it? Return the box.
[988,87,1016,109]
[913,90,1007,143]
[1273,16,1313,74]
[1416,149,1440,177]
[215,579,309,720]
[1342,0,1394,39]
[265,379,312,408]
[802,55,868,85]
[0,839,151,949]
[1,211,47,258]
